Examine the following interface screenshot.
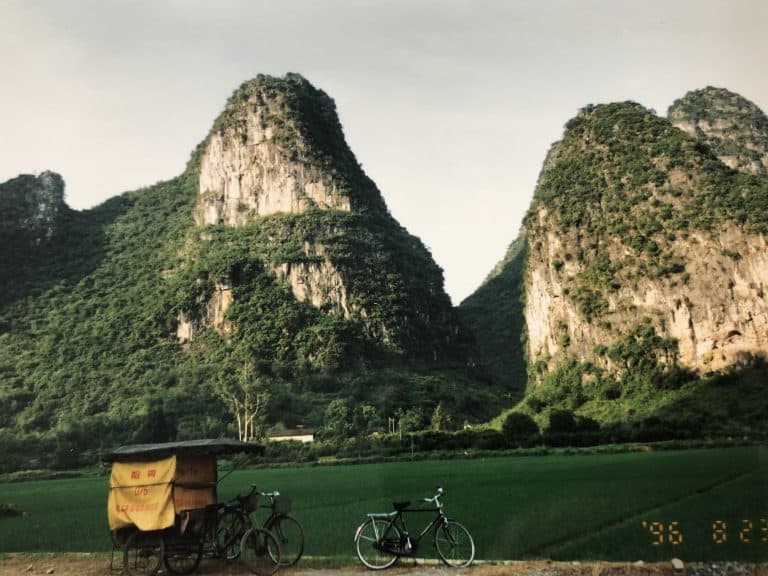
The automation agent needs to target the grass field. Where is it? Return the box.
[0,446,766,562]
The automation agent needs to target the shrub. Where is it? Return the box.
[502,412,540,447]
[0,503,23,518]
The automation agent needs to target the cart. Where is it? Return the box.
[102,438,280,576]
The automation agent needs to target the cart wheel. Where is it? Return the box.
[123,530,164,576]
[240,527,280,575]
[164,541,203,575]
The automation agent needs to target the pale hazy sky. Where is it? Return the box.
[1,0,766,303]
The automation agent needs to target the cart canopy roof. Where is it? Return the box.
[102,438,264,463]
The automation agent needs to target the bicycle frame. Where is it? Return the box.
[365,504,447,554]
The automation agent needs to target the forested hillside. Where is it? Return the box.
[4,80,768,471]
[0,75,501,471]
[462,88,768,440]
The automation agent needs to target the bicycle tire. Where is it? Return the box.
[240,527,280,576]
[354,518,399,570]
[122,530,164,576]
[434,519,475,568]
[216,508,250,561]
[265,513,304,566]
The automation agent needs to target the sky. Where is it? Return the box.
[1,0,767,304]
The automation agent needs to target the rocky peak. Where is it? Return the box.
[668,86,768,177]
[0,171,67,245]
[194,73,387,226]
[522,98,768,377]
[176,75,462,365]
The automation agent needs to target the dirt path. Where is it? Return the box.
[0,554,766,576]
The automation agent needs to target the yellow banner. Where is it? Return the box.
[107,456,176,531]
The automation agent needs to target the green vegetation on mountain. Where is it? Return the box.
[464,91,768,443]
[458,234,527,400]
[668,86,768,178]
[530,101,768,240]
[0,74,502,471]
[4,79,768,472]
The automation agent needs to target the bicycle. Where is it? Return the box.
[354,487,475,570]
[162,502,280,576]
[210,489,282,576]
[214,488,261,562]
[249,486,305,567]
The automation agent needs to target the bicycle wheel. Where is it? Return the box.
[163,541,202,575]
[265,513,304,566]
[434,519,475,568]
[354,518,399,570]
[216,508,250,561]
[240,527,280,576]
[123,530,164,576]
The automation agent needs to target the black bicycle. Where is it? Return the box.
[214,487,261,562]
[249,486,305,567]
[354,487,475,569]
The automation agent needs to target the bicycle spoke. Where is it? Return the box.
[434,520,475,568]
[355,518,399,570]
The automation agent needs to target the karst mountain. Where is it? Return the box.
[3,79,768,468]
[0,74,496,468]
[461,86,768,433]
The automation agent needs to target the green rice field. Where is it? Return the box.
[1,446,766,562]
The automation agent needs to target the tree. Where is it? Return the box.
[320,399,352,440]
[134,404,175,444]
[547,409,577,435]
[501,412,539,446]
[352,403,380,435]
[430,402,455,431]
[216,361,271,442]
[398,408,424,434]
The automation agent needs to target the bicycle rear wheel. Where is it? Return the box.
[265,513,304,566]
[240,527,280,575]
[434,519,475,567]
[354,518,399,570]
[216,508,250,561]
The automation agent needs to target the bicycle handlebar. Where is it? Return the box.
[422,487,444,505]
[249,484,280,498]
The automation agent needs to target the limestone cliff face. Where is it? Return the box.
[0,171,67,245]
[271,242,352,318]
[668,87,768,178]
[526,218,768,373]
[176,281,233,343]
[522,96,768,379]
[196,110,351,224]
[188,75,382,336]
[194,73,383,226]
[178,74,461,360]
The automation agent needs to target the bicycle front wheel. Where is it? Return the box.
[240,527,280,576]
[265,513,304,566]
[434,519,475,567]
[354,518,399,570]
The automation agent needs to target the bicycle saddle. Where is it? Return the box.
[393,501,411,511]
